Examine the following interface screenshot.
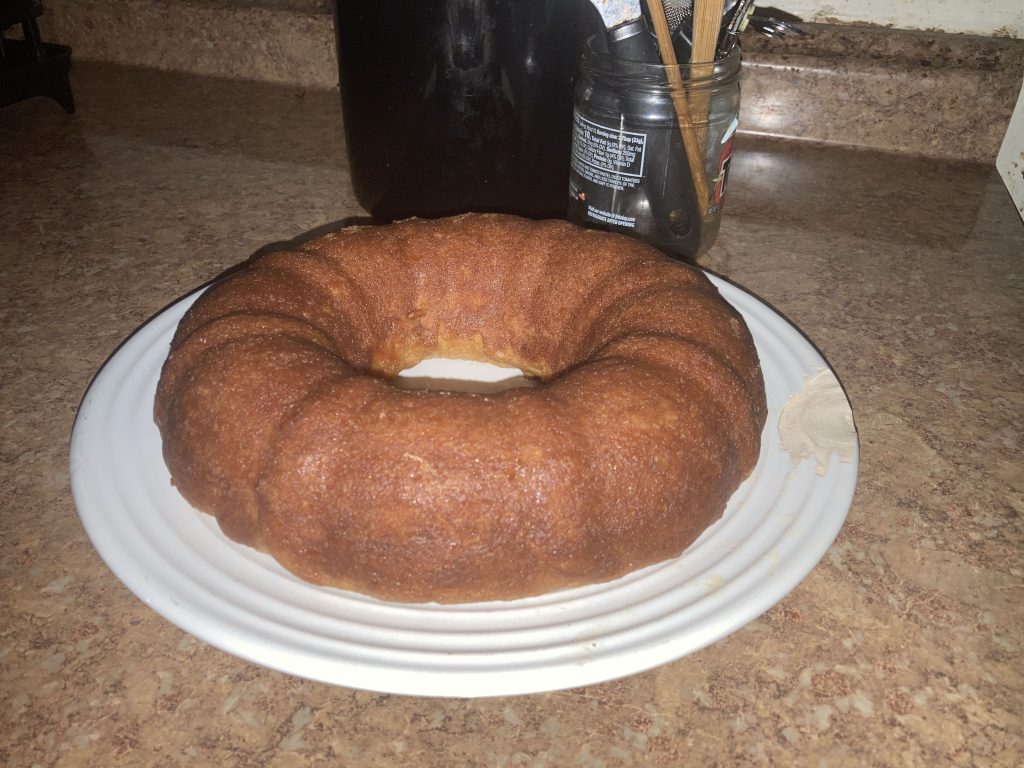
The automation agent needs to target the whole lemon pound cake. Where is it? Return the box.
[153,214,767,603]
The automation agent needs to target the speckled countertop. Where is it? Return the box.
[2,62,1023,767]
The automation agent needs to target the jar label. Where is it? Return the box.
[568,111,651,229]
[570,112,648,193]
[710,117,739,213]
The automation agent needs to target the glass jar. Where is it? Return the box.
[567,42,741,260]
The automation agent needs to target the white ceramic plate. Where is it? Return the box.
[70,275,858,698]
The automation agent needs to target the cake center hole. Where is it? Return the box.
[395,358,538,394]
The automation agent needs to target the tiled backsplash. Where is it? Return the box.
[36,0,1024,162]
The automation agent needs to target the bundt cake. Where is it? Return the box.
[154,213,767,603]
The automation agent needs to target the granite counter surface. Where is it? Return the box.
[1,63,1022,767]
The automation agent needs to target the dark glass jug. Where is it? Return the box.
[332,1,603,221]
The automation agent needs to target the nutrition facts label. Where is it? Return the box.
[570,112,647,192]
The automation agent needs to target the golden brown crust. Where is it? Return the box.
[154,213,767,603]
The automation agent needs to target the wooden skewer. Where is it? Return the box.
[645,0,712,216]
[691,0,726,67]
[689,0,726,148]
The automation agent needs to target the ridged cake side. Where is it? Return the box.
[154,214,767,602]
